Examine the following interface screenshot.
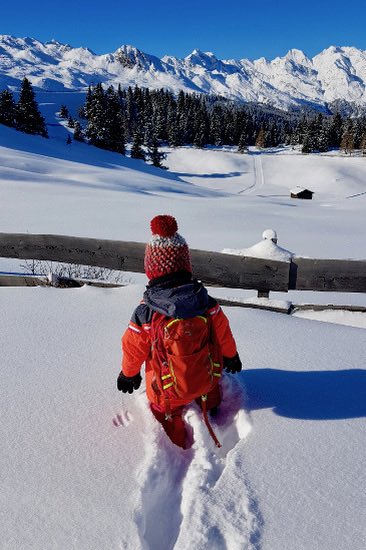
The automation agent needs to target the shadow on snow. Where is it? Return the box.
[176,170,246,179]
[242,368,366,420]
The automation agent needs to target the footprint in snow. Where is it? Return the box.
[133,398,193,550]
[210,374,252,458]
[112,410,133,428]
[184,373,251,468]
[134,375,255,550]
[174,376,257,549]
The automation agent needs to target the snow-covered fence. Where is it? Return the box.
[0,232,289,292]
[0,232,366,294]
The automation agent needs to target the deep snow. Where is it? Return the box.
[2,286,365,550]
[1,101,366,550]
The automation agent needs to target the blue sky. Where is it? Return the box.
[2,0,366,60]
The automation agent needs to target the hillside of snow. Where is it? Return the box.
[1,103,366,550]
[2,35,366,110]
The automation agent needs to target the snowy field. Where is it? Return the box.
[1,97,366,550]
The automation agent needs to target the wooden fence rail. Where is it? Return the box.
[289,257,366,293]
[0,232,366,293]
[0,232,289,292]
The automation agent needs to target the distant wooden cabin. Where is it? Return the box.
[290,188,314,200]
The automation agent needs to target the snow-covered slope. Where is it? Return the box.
[1,107,366,258]
[2,35,366,110]
[1,281,366,550]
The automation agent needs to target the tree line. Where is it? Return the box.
[1,79,366,163]
[67,84,366,158]
[68,83,296,161]
[290,112,366,154]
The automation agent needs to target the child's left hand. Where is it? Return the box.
[117,371,142,393]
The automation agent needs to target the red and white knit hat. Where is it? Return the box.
[144,215,192,280]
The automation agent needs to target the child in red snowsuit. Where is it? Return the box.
[117,215,242,448]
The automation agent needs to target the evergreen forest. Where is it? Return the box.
[2,80,366,166]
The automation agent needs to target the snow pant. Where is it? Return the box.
[150,383,222,449]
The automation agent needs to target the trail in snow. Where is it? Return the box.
[132,376,260,550]
[346,190,366,199]
[254,154,265,192]
[238,153,265,195]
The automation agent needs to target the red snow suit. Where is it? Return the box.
[120,271,238,446]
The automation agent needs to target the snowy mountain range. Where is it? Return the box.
[1,35,366,111]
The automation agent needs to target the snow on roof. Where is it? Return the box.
[290,187,314,194]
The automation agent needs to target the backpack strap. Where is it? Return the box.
[150,311,174,420]
[201,395,222,448]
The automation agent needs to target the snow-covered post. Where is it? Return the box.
[258,229,278,297]
[262,228,278,245]
[221,229,292,297]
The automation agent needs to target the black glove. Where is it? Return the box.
[223,352,242,374]
[117,371,142,394]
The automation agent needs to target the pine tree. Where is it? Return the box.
[0,90,17,127]
[125,86,137,140]
[181,94,196,144]
[210,105,223,146]
[167,100,182,147]
[59,104,69,119]
[104,86,126,154]
[352,118,364,149]
[224,120,236,145]
[152,92,167,141]
[360,133,366,156]
[341,120,354,155]
[85,83,107,148]
[238,130,249,153]
[317,125,330,152]
[164,94,178,146]
[78,105,87,119]
[307,113,326,152]
[265,122,276,148]
[193,103,209,148]
[16,77,48,137]
[328,112,343,148]
[84,86,93,120]
[301,133,311,154]
[307,118,319,152]
[147,137,166,168]
[67,115,75,128]
[73,121,84,142]
[130,130,146,160]
[282,121,293,146]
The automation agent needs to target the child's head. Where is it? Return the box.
[144,215,192,280]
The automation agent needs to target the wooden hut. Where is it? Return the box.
[290,188,314,200]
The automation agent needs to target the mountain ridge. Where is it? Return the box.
[1,35,366,111]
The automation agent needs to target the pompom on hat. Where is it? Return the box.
[144,215,192,280]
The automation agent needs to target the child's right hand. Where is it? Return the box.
[223,353,242,374]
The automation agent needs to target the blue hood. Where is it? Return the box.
[143,280,209,319]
